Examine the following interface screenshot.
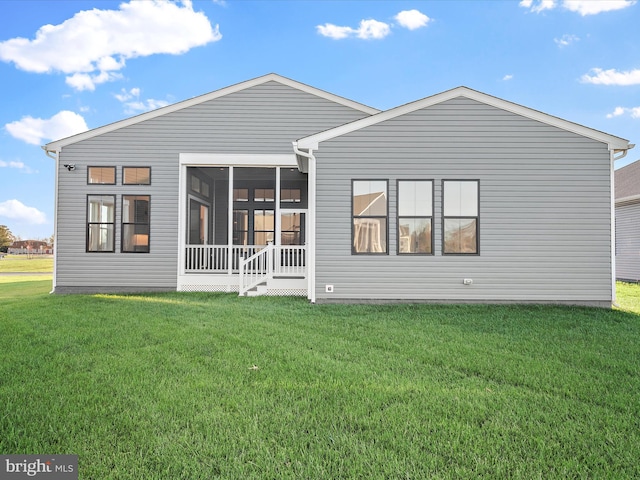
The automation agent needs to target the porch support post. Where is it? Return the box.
[275,167,281,246]
[227,166,234,289]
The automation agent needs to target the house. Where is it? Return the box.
[8,240,53,255]
[43,73,632,306]
[615,159,640,282]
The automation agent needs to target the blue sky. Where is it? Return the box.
[1,0,639,240]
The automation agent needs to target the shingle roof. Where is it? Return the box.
[615,159,640,200]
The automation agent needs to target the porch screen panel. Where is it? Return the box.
[233,210,249,245]
[254,210,275,245]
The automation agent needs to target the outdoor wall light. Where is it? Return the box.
[63,164,76,171]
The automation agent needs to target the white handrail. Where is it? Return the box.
[239,244,273,296]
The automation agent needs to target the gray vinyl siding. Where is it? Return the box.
[314,97,613,305]
[616,201,640,282]
[54,81,369,292]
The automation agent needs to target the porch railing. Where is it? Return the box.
[185,245,307,276]
[185,245,264,273]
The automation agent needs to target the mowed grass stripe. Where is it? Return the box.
[0,282,638,478]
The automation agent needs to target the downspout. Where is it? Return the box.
[610,144,635,306]
[292,142,317,303]
[42,146,59,294]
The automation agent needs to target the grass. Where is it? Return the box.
[0,254,53,273]
[0,279,638,479]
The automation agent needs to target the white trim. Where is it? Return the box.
[615,193,640,205]
[611,149,617,305]
[177,163,187,279]
[275,167,281,244]
[227,166,234,278]
[179,153,297,167]
[297,86,631,151]
[44,73,379,151]
[50,149,60,293]
[308,150,317,303]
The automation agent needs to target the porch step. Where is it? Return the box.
[245,283,268,297]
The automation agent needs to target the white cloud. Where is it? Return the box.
[0,200,46,225]
[0,160,36,173]
[5,111,88,145]
[519,0,557,13]
[65,71,123,92]
[317,19,391,40]
[563,0,636,15]
[606,106,640,119]
[316,24,353,40]
[554,34,579,47]
[581,67,640,86]
[503,74,514,81]
[520,0,635,14]
[395,10,431,30]
[317,9,433,40]
[357,19,391,39]
[0,0,221,91]
[114,87,170,114]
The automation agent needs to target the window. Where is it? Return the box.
[443,180,479,254]
[190,176,201,193]
[233,210,249,245]
[398,180,433,254]
[254,188,275,202]
[233,188,249,202]
[281,212,304,245]
[253,209,275,245]
[352,180,388,254]
[88,167,116,185]
[123,167,151,185]
[87,195,115,252]
[122,195,150,253]
[281,188,301,203]
[188,199,209,245]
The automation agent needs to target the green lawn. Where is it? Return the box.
[1,279,639,479]
[0,254,53,273]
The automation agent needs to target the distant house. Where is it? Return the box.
[615,160,640,282]
[8,240,53,255]
[43,73,632,306]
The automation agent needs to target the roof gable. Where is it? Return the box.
[44,73,380,151]
[296,86,631,152]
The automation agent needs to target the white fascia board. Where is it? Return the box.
[297,86,631,151]
[179,153,297,167]
[44,73,379,151]
[615,193,640,205]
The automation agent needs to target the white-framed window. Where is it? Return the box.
[352,180,388,254]
[87,195,115,252]
[442,180,479,254]
[398,180,433,255]
[122,195,150,253]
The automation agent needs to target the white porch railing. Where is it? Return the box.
[185,245,265,273]
[185,244,307,295]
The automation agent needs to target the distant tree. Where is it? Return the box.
[0,225,14,252]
